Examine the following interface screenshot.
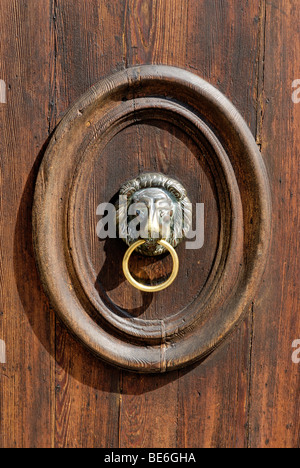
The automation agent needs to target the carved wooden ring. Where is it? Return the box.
[33,65,271,373]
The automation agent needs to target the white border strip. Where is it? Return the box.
[0,339,6,364]
[0,80,7,104]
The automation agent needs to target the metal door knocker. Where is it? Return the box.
[116,173,192,292]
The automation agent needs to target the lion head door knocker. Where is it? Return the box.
[116,173,192,293]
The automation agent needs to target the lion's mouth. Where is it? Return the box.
[138,241,166,257]
[141,238,160,252]
[145,237,161,244]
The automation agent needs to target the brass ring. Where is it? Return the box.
[122,240,179,293]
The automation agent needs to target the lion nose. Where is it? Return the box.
[147,207,161,239]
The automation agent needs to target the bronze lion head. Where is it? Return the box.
[116,173,192,256]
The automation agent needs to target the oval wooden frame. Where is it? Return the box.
[33,65,271,373]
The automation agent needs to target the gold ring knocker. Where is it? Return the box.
[122,239,179,293]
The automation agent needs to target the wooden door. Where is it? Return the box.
[0,0,299,448]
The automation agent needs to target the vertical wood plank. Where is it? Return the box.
[53,0,126,448]
[124,0,189,67]
[0,0,54,448]
[119,372,179,448]
[120,0,262,449]
[177,321,253,448]
[176,0,262,448]
[119,0,190,448]
[249,0,300,448]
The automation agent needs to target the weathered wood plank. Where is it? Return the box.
[53,0,126,448]
[176,0,262,448]
[119,0,189,447]
[0,0,54,448]
[249,0,300,448]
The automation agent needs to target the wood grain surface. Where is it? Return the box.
[0,0,299,448]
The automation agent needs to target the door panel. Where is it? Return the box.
[249,0,300,448]
[0,0,299,448]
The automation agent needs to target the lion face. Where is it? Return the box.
[116,173,192,256]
